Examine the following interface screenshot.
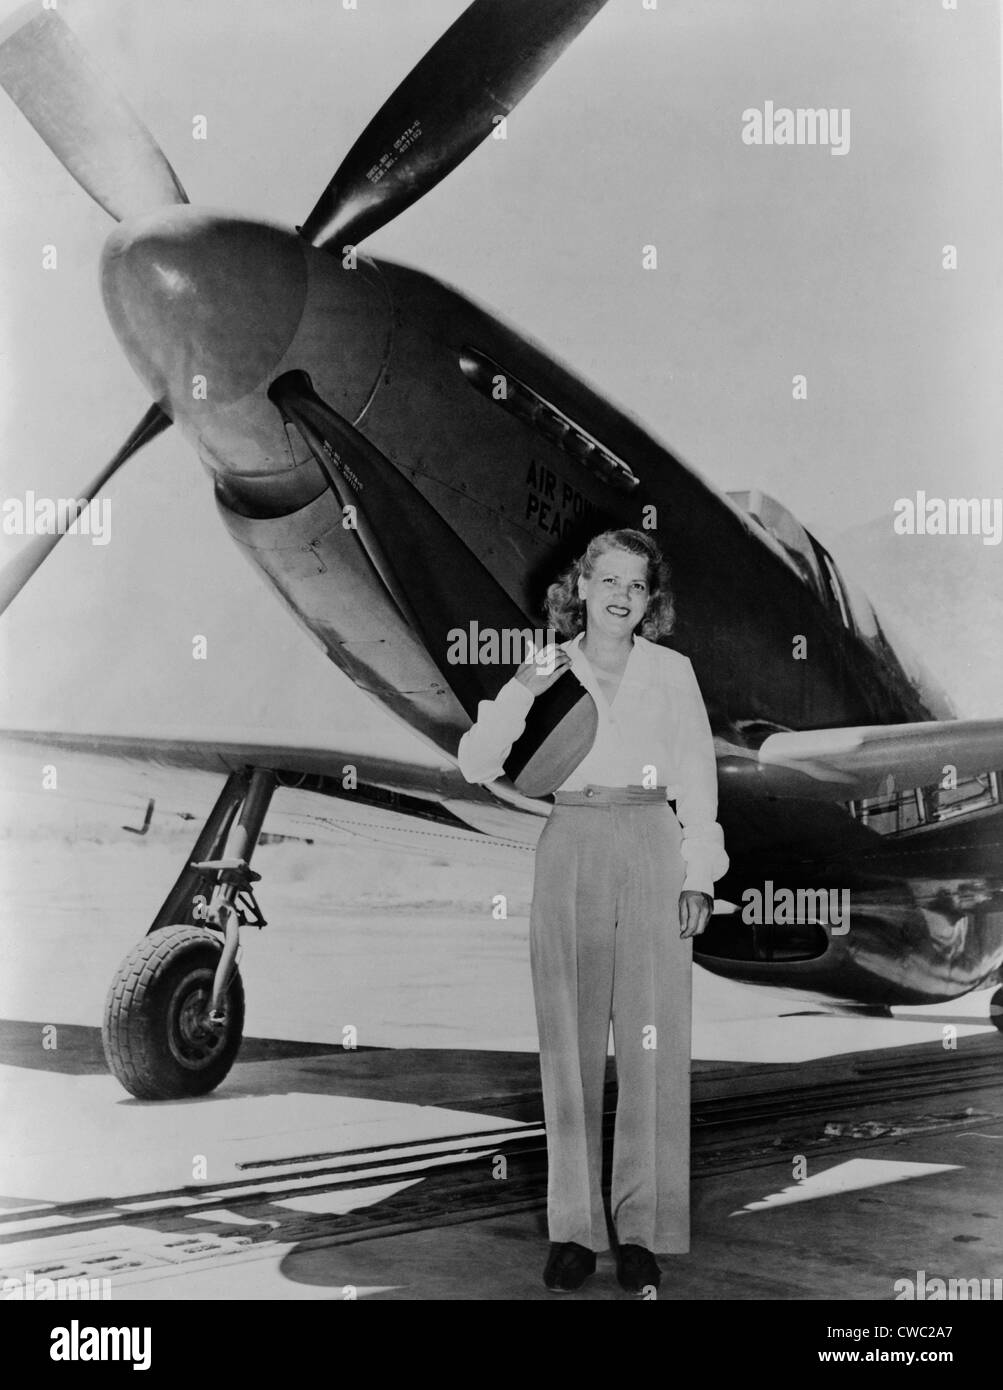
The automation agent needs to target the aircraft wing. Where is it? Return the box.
[5,715,1001,858]
[8,714,1002,811]
[721,718,1003,801]
[0,725,546,845]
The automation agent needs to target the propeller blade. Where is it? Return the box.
[0,5,188,221]
[269,371,538,716]
[268,374,422,633]
[0,404,171,618]
[301,0,610,250]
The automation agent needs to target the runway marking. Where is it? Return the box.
[731,1158,962,1215]
[233,1122,544,1173]
[187,1209,276,1226]
[0,1128,545,1243]
[271,1180,423,1214]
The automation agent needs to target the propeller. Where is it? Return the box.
[0,5,183,616]
[301,0,610,250]
[0,404,171,618]
[0,1,608,616]
[0,4,187,221]
[269,372,538,716]
[268,374,422,635]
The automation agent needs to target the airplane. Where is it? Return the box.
[0,0,1001,1102]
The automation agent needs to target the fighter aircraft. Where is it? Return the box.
[1,0,1001,1100]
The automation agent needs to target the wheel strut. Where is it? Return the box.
[192,768,276,1023]
[103,766,276,1100]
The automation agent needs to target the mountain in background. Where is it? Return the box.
[829,517,1001,719]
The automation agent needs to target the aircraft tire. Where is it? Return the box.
[102,925,245,1099]
[991,986,1003,1035]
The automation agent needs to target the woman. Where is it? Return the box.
[457,528,727,1294]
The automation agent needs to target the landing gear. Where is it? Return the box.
[102,925,245,1099]
[991,986,1003,1035]
[102,767,275,1100]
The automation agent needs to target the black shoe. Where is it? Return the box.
[543,1241,597,1291]
[616,1243,661,1293]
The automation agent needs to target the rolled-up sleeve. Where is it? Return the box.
[456,677,536,785]
[674,660,729,897]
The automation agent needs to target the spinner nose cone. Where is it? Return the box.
[100,207,310,409]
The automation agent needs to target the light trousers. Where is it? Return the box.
[529,790,691,1253]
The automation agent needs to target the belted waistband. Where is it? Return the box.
[553,785,667,805]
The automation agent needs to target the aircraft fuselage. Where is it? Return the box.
[99,206,1003,1007]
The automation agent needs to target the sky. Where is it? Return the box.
[0,0,1000,742]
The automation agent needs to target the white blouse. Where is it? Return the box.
[457,632,729,897]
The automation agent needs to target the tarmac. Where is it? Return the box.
[1,1024,1001,1302]
[1,783,1001,1303]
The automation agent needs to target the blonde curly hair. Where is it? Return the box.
[544,529,675,641]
